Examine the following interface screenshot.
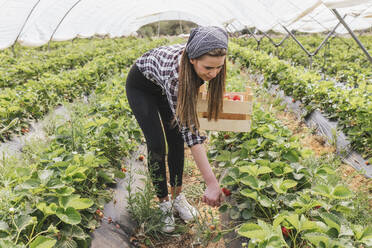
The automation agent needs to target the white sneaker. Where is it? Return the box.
[173,193,198,223]
[159,200,175,233]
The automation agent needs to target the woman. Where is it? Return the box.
[125,26,228,232]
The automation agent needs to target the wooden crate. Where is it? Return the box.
[197,85,253,132]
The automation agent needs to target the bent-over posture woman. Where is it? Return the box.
[126,26,228,232]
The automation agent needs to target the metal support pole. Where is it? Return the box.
[331,9,372,64]
[262,32,289,47]
[244,27,259,42]
[11,0,42,56]
[277,34,290,47]
[281,25,311,56]
[312,14,345,56]
[48,0,83,51]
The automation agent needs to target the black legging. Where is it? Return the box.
[125,64,185,198]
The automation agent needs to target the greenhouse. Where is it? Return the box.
[0,0,371,247]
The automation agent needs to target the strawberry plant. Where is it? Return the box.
[229,41,371,159]
[208,103,371,247]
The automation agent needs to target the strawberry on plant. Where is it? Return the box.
[21,128,29,133]
[314,205,321,209]
[96,209,104,218]
[121,167,127,172]
[138,155,145,161]
[223,134,230,139]
[292,98,295,103]
[281,226,290,237]
[222,187,231,196]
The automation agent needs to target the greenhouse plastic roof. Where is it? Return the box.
[0,0,371,49]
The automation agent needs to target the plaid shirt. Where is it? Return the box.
[135,44,206,147]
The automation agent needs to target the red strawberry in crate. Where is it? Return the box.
[232,95,241,101]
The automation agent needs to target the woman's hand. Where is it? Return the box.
[202,182,224,207]
[190,144,224,207]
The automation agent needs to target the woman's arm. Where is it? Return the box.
[190,144,223,207]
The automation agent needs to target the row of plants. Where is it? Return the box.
[233,35,371,85]
[0,37,142,88]
[229,41,371,159]
[0,38,169,142]
[0,71,143,247]
[208,101,371,247]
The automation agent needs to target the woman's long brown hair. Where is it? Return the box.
[176,48,227,133]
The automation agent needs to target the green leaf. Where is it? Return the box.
[240,188,258,200]
[263,132,277,140]
[242,209,253,220]
[20,179,41,189]
[60,225,89,240]
[54,238,78,248]
[282,150,299,163]
[221,175,236,185]
[15,215,36,233]
[312,184,331,198]
[304,232,330,247]
[30,236,56,248]
[38,170,54,185]
[258,194,273,208]
[352,224,364,240]
[54,187,75,196]
[229,206,241,220]
[360,226,372,240]
[216,150,231,162]
[286,214,300,230]
[218,204,229,213]
[59,194,93,210]
[299,215,318,231]
[239,165,257,176]
[0,221,9,232]
[272,178,285,194]
[69,198,94,210]
[258,166,272,175]
[332,185,352,199]
[0,240,23,248]
[238,223,266,241]
[46,178,65,189]
[320,212,341,233]
[15,167,31,177]
[37,202,57,216]
[240,175,264,190]
[56,207,81,225]
[228,167,240,179]
[273,214,286,228]
[266,235,285,247]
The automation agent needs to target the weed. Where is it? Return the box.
[191,207,222,247]
[126,164,172,240]
[184,157,195,177]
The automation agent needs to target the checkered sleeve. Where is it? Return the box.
[180,125,207,147]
